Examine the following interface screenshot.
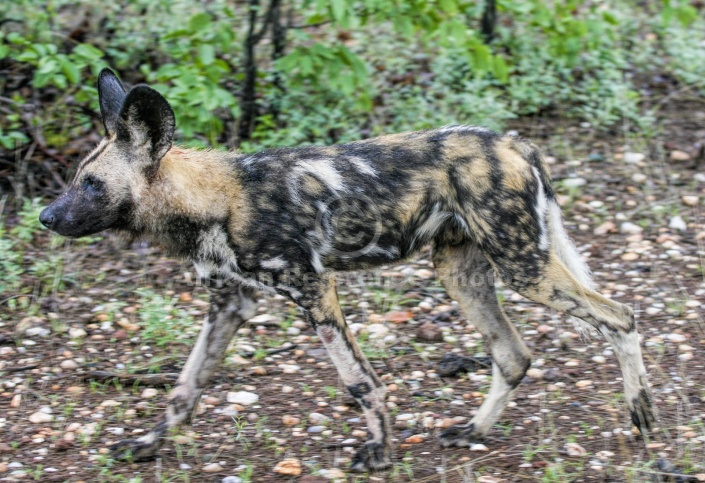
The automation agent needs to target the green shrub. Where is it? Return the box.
[1,0,704,155]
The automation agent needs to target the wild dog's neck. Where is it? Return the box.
[130,147,248,257]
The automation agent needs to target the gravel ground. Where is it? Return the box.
[1,112,704,482]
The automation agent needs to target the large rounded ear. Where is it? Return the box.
[117,85,176,171]
[97,68,127,136]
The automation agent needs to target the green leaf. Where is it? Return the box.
[330,0,346,23]
[60,59,81,84]
[73,43,104,60]
[189,12,212,32]
[300,55,313,76]
[163,29,190,40]
[675,5,697,26]
[37,58,59,75]
[197,44,215,65]
[438,0,457,14]
[601,11,618,25]
[16,50,39,62]
[493,55,509,83]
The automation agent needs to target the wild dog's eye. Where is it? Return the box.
[83,176,103,192]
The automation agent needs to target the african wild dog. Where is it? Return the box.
[40,69,655,471]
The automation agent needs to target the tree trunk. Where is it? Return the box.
[238,0,261,143]
[269,1,287,121]
[481,0,497,44]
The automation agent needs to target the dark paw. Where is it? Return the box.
[109,437,162,462]
[350,442,392,472]
[631,388,656,433]
[439,423,483,448]
[658,457,698,482]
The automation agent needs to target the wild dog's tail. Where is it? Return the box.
[525,142,596,291]
[524,141,598,336]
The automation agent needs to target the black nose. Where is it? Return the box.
[39,207,54,228]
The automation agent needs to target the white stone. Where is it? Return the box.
[60,359,78,370]
[631,173,648,183]
[29,411,53,424]
[202,463,223,473]
[68,328,87,338]
[669,216,687,232]
[667,333,687,343]
[563,178,587,189]
[620,222,643,234]
[309,412,330,424]
[565,442,587,456]
[141,388,158,399]
[249,314,276,324]
[682,196,700,206]
[226,391,259,405]
[623,152,645,164]
[396,413,416,421]
[280,364,300,374]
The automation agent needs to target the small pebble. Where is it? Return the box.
[28,412,53,424]
[273,458,302,476]
[60,359,78,370]
[203,463,224,473]
[226,391,259,405]
[565,442,587,456]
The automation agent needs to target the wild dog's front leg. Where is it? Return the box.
[297,275,392,472]
[110,284,256,461]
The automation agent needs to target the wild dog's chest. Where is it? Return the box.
[189,224,285,294]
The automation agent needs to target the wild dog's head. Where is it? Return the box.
[40,68,175,237]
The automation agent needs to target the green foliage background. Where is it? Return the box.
[1,0,704,153]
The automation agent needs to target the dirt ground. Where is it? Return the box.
[1,102,704,482]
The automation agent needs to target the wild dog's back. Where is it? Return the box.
[233,126,552,275]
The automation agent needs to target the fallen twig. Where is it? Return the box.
[5,364,40,373]
[82,371,179,387]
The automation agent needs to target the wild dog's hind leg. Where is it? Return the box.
[295,274,392,471]
[433,243,531,448]
[496,253,655,433]
[110,283,257,461]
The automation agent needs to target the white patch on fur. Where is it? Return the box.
[198,226,236,267]
[469,362,516,435]
[276,284,302,301]
[547,201,594,289]
[453,213,470,234]
[311,249,325,274]
[414,203,451,244]
[193,228,275,294]
[437,125,493,135]
[348,157,377,177]
[298,160,345,191]
[288,159,345,204]
[360,244,399,259]
[547,200,598,336]
[240,154,274,168]
[260,256,288,270]
[600,328,648,405]
[135,431,159,446]
[532,167,549,251]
